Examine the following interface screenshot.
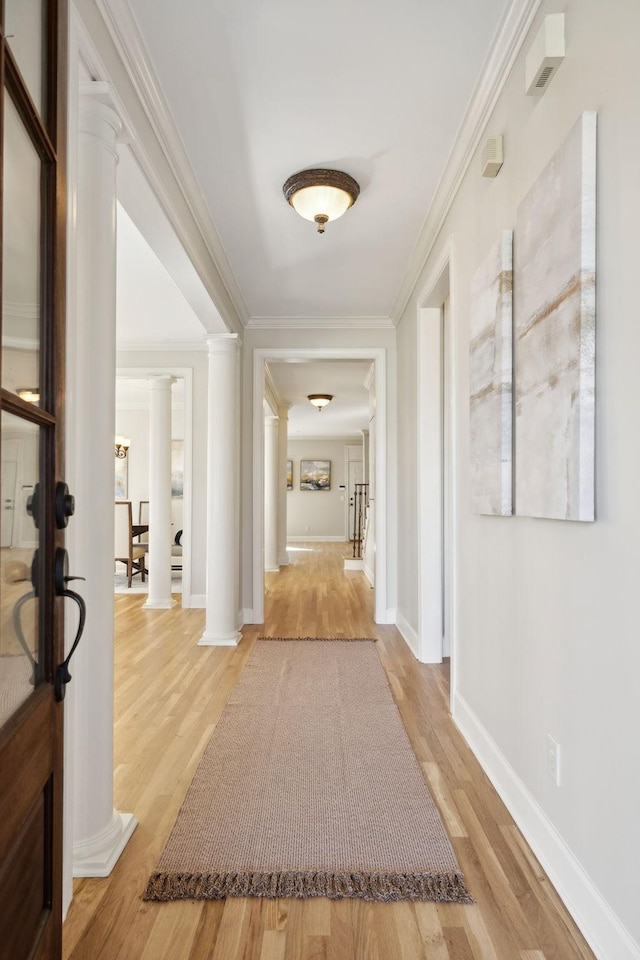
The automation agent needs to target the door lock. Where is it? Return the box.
[55,481,75,529]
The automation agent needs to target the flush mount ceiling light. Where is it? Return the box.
[283,169,360,234]
[308,394,333,411]
[17,388,40,404]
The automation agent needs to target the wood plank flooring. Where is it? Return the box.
[63,542,596,960]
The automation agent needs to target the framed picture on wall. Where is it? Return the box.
[114,456,128,500]
[286,460,293,490]
[300,459,331,491]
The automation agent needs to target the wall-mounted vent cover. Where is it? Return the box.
[481,136,504,178]
[525,13,565,97]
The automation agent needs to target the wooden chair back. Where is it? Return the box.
[138,500,149,544]
[114,501,134,559]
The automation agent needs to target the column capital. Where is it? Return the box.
[148,374,176,392]
[79,82,125,151]
[206,332,241,355]
[278,403,292,419]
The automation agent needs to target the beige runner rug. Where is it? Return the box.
[144,638,472,903]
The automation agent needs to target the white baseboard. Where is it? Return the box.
[373,607,396,626]
[198,629,240,647]
[396,612,419,658]
[364,562,374,586]
[142,598,174,610]
[187,594,205,608]
[453,693,640,960]
[73,810,137,878]
[344,558,364,570]
[277,552,290,566]
[242,608,259,624]
[265,565,280,573]
[287,535,347,542]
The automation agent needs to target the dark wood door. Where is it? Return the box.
[0,2,68,959]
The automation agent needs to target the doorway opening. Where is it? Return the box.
[417,242,457,695]
[113,372,191,603]
[251,348,389,626]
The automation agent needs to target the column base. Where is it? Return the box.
[142,598,175,610]
[198,629,241,647]
[265,565,280,573]
[73,809,137,878]
[277,552,290,566]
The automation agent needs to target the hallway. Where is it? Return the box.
[63,544,594,959]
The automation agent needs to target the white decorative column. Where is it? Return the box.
[68,82,136,877]
[200,334,242,646]
[144,376,175,609]
[264,415,279,573]
[277,404,290,566]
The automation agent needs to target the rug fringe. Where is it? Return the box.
[258,636,377,643]
[143,869,473,903]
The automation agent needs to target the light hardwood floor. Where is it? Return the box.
[63,542,595,960]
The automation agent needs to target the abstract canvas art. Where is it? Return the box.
[515,111,596,521]
[300,460,331,491]
[469,230,513,516]
[286,460,293,490]
[114,457,127,500]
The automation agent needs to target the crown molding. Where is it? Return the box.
[288,435,365,443]
[364,363,376,392]
[3,301,39,319]
[390,0,543,324]
[116,340,208,353]
[3,336,39,351]
[263,364,281,414]
[245,316,394,331]
[95,0,250,331]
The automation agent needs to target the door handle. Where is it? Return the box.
[26,482,40,528]
[54,548,86,702]
[9,552,39,684]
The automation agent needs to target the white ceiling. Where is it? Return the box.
[267,361,370,438]
[126,0,510,322]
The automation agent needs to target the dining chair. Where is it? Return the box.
[138,500,149,545]
[140,499,182,571]
[114,501,146,588]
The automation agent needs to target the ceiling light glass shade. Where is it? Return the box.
[283,169,360,233]
[17,388,39,403]
[290,185,354,224]
[308,394,333,411]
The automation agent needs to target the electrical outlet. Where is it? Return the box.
[547,735,561,786]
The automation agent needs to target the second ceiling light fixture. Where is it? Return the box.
[283,169,360,234]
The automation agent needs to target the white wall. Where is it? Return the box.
[114,400,184,531]
[395,1,640,954]
[287,438,357,539]
[2,346,39,397]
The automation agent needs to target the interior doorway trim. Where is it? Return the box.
[115,366,194,606]
[251,347,388,624]
[416,238,458,697]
